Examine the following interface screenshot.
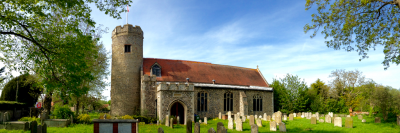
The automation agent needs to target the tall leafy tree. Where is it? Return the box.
[304,0,400,69]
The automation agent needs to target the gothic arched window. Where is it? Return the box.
[197,91,208,112]
[253,94,262,111]
[224,92,233,111]
[151,64,161,77]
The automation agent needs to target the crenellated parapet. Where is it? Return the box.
[112,24,144,39]
[157,82,194,91]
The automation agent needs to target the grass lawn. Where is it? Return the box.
[2,115,400,132]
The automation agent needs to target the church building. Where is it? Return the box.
[110,24,274,124]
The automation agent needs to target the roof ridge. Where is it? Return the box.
[143,57,257,70]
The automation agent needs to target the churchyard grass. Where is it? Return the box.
[2,115,400,132]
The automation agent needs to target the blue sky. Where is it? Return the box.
[1,1,399,100]
[89,0,400,100]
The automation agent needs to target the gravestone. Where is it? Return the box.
[345,117,353,128]
[279,122,287,132]
[334,117,342,127]
[267,115,271,121]
[311,117,317,124]
[165,115,169,126]
[289,114,294,120]
[4,112,9,122]
[0,112,2,123]
[375,117,381,123]
[362,119,366,122]
[272,114,276,120]
[37,125,42,133]
[177,116,180,124]
[236,118,242,131]
[204,117,207,124]
[256,119,262,127]
[157,120,159,125]
[319,119,324,123]
[242,115,246,122]
[294,113,297,117]
[251,124,258,133]
[228,111,232,119]
[228,118,233,129]
[283,115,287,121]
[187,120,192,133]
[249,115,255,126]
[276,114,282,125]
[170,118,174,128]
[195,122,200,133]
[217,126,227,133]
[325,115,332,123]
[208,128,216,133]
[217,122,225,133]
[219,112,222,119]
[158,127,164,133]
[358,115,363,120]
[270,121,277,131]
[31,120,38,133]
[264,113,267,120]
[42,123,47,133]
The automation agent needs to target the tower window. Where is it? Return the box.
[125,45,131,53]
[253,94,262,111]
[151,65,161,77]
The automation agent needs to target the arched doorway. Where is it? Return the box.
[170,102,185,124]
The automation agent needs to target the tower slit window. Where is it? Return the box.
[224,92,233,111]
[253,94,262,111]
[197,91,208,112]
[124,45,131,53]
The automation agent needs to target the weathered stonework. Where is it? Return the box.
[111,24,144,116]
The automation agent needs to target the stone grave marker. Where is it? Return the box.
[42,123,47,133]
[251,124,258,133]
[236,118,242,131]
[294,113,297,117]
[358,115,363,120]
[0,112,2,123]
[270,121,277,131]
[283,115,287,121]
[219,112,222,119]
[186,120,192,133]
[362,119,366,122]
[165,115,169,126]
[195,122,200,133]
[217,122,224,133]
[334,117,342,127]
[311,117,317,124]
[228,118,233,129]
[276,114,282,125]
[249,115,255,126]
[272,114,276,120]
[289,114,294,121]
[279,122,287,132]
[158,127,164,133]
[228,111,232,119]
[242,115,246,122]
[256,119,262,127]
[177,116,180,124]
[345,117,353,128]
[217,126,227,133]
[267,115,271,121]
[319,119,324,123]
[375,117,381,123]
[170,118,174,128]
[264,113,267,120]
[325,115,332,123]
[31,120,38,133]
[208,128,216,133]
[204,117,208,124]
[157,120,159,125]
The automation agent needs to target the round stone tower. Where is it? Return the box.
[111,24,143,116]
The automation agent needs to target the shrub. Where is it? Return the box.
[77,114,91,124]
[18,117,40,124]
[131,115,157,124]
[0,74,42,107]
[121,115,133,119]
[52,105,74,119]
[99,113,111,119]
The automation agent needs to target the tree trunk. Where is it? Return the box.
[75,97,80,116]
[43,91,53,118]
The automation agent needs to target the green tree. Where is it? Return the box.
[0,0,130,113]
[372,85,393,121]
[304,0,400,69]
[0,74,43,107]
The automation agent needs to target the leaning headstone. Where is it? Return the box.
[270,121,277,131]
[375,117,381,123]
[289,114,294,120]
[319,119,324,123]
[236,118,243,131]
[334,117,342,127]
[170,118,174,128]
[195,122,200,133]
[358,115,363,120]
[256,119,262,127]
[251,124,258,133]
[279,122,287,132]
[283,115,287,121]
[165,115,169,126]
[325,115,332,123]
[158,127,164,133]
[208,128,216,133]
[311,117,317,124]
[345,117,353,128]
[228,118,233,129]
[204,117,208,124]
[249,115,255,126]
[186,120,192,133]
[30,120,38,133]
[219,112,222,119]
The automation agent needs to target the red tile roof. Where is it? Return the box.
[143,58,269,87]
